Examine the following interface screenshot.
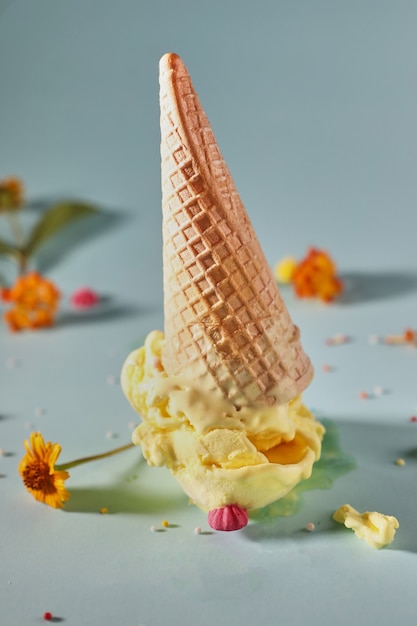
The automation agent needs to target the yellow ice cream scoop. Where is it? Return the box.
[122,331,324,530]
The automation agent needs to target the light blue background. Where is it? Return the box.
[1,2,417,625]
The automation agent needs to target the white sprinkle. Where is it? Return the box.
[150,525,158,532]
[34,407,46,417]
[128,421,137,431]
[106,431,117,439]
[6,357,19,369]
[373,386,384,396]
[0,448,5,456]
[194,527,202,535]
[368,335,380,345]
[106,375,118,385]
[306,522,315,532]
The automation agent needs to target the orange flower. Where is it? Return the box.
[18,431,135,509]
[19,432,70,509]
[1,271,60,331]
[0,177,24,212]
[291,248,343,303]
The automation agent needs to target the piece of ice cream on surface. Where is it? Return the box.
[121,53,324,531]
[333,504,399,549]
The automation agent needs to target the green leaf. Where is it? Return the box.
[24,201,98,257]
[0,237,19,257]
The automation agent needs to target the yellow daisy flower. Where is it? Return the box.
[18,432,70,509]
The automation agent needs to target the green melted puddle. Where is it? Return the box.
[250,419,356,521]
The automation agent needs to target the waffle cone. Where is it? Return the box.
[159,53,313,407]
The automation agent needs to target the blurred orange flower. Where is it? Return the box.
[291,248,343,303]
[0,177,24,212]
[1,271,60,331]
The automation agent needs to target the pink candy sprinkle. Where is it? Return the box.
[208,505,248,531]
[70,287,100,309]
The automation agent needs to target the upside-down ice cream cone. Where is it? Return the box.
[121,53,324,531]
[160,52,313,408]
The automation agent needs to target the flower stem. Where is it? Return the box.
[17,250,28,275]
[6,212,28,275]
[56,442,135,471]
[7,212,25,248]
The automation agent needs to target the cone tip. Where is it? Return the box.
[159,52,182,73]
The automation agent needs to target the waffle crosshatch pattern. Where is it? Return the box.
[159,54,313,406]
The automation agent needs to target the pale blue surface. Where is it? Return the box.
[1,1,417,625]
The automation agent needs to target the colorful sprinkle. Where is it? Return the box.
[321,364,332,373]
[70,287,100,309]
[100,507,108,514]
[384,328,416,346]
[43,612,53,621]
[395,458,406,466]
[325,334,349,346]
[306,522,315,532]
[359,391,369,400]
[161,519,169,528]
[410,416,417,423]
